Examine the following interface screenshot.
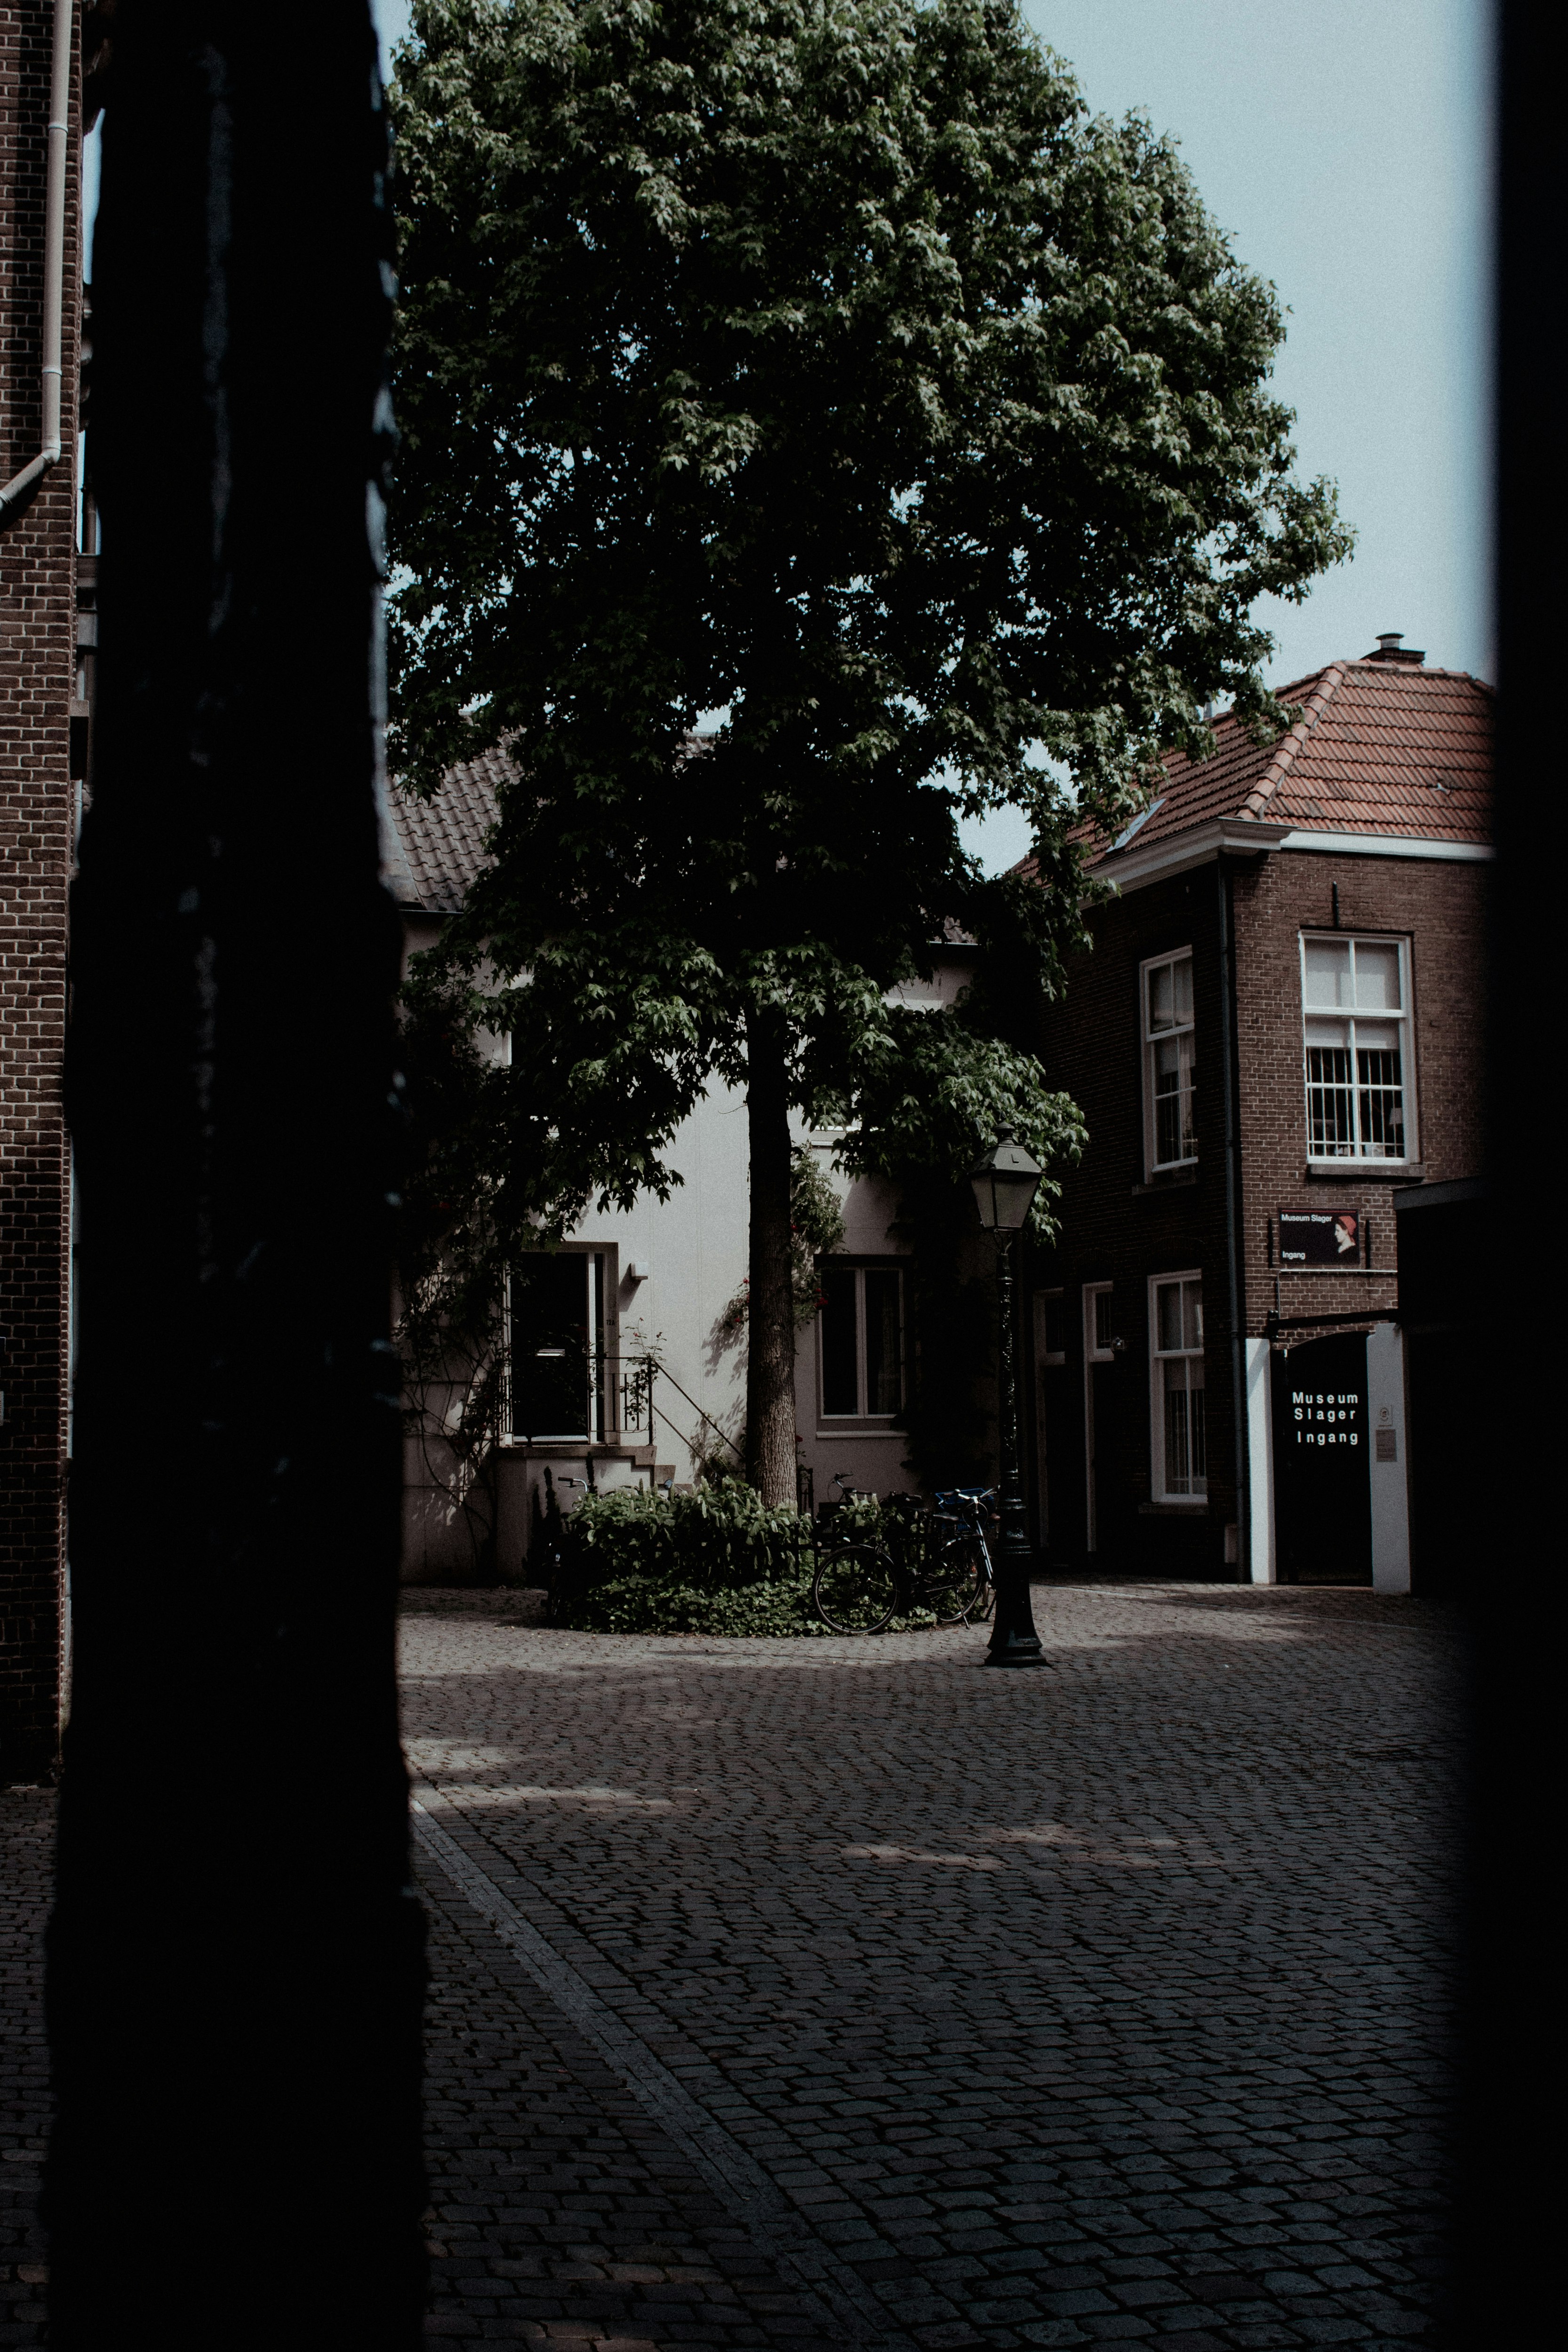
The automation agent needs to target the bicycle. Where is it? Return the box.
[811,1475,998,1634]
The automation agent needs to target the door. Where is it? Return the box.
[511,1253,605,1440]
[1083,1284,1120,1560]
[1270,1332,1372,1586]
[1032,1289,1067,1548]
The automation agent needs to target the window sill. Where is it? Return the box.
[1139,1498,1209,1514]
[1133,1168,1199,1194]
[815,1424,907,1440]
[502,1438,640,1456]
[1305,1161,1424,1182]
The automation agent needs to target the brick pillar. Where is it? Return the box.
[0,0,81,1783]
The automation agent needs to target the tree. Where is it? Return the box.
[388,0,1350,1505]
[55,3,424,2344]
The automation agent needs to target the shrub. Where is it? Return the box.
[546,1482,820,1635]
[544,1482,945,1636]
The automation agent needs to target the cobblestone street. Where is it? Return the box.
[0,1584,1460,2348]
[404,1584,1459,2351]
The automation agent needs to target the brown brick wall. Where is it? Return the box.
[1,0,81,1778]
[1232,848,1489,1336]
[1029,841,1488,1578]
[1032,862,1235,1575]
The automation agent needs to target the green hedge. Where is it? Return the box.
[544,1482,913,1637]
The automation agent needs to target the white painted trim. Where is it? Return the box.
[816,1261,907,1423]
[1147,1270,1207,1505]
[1278,831,1493,862]
[1098,818,1291,893]
[1306,1161,1419,1176]
[1096,819,1492,898]
[1244,1337,1276,1584]
[1367,1321,1411,1594]
[1300,931,1417,1166]
[1139,944,1197,1181]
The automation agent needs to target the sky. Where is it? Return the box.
[91,2,1490,874]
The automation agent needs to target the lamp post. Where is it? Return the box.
[970,1129,1049,1668]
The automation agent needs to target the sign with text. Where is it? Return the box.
[1279,1208,1360,1266]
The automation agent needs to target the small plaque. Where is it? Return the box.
[1375,1427,1398,1463]
[1280,1208,1360,1266]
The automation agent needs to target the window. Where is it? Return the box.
[509,1252,607,1440]
[1035,1289,1066,1367]
[1150,1274,1205,1500]
[1142,949,1196,1172]
[1301,935,1414,1162]
[819,1263,904,1421]
[1084,1283,1115,1363]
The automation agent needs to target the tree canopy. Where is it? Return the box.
[388,0,1351,1502]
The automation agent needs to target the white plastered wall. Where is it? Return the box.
[402,952,960,1576]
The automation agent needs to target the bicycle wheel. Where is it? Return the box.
[812,1544,899,1634]
[928,1535,990,1626]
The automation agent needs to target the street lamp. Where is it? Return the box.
[969,1128,1049,1668]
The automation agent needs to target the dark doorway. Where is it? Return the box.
[1394,1181,1487,1598]
[511,1253,605,1440]
[1403,1330,1480,1597]
[1271,1332,1372,1585]
[1087,1359,1123,1561]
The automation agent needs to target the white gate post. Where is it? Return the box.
[1245,1336,1276,1584]
[1367,1320,1412,1594]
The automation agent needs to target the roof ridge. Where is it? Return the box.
[1342,658,1494,688]
[1240,664,1345,822]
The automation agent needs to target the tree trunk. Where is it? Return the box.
[744,1004,798,1507]
[46,7,425,2345]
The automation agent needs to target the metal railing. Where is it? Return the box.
[505,1349,744,1468]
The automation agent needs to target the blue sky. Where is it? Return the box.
[143,0,1482,872]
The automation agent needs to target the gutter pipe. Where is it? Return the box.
[0,0,74,527]
[1216,854,1249,1583]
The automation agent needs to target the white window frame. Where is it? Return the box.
[1149,1271,1207,1505]
[1299,932,1417,1167]
[505,1247,609,1444]
[1084,1283,1116,1366]
[1141,947,1197,1177]
[816,1261,906,1430]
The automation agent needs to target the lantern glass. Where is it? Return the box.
[968,1128,1043,1232]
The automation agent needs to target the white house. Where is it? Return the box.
[384,758,955,1581]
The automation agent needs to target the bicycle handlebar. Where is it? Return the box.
[828,1475,997,1513]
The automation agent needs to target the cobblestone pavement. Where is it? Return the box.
[0,1787,50,2348]
[0,1586,1459,2349]
[402,1584,1460,2351]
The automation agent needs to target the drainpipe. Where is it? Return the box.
[0,0,74,527]
[1216,855,1249,1582]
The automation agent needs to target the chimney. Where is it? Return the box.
[1365,632,1426,665]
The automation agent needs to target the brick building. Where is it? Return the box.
[1023,638,1491,1592]
[0,0,84,1777]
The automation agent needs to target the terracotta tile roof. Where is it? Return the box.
[1028,653,1493,877]
[384,746,511,912]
